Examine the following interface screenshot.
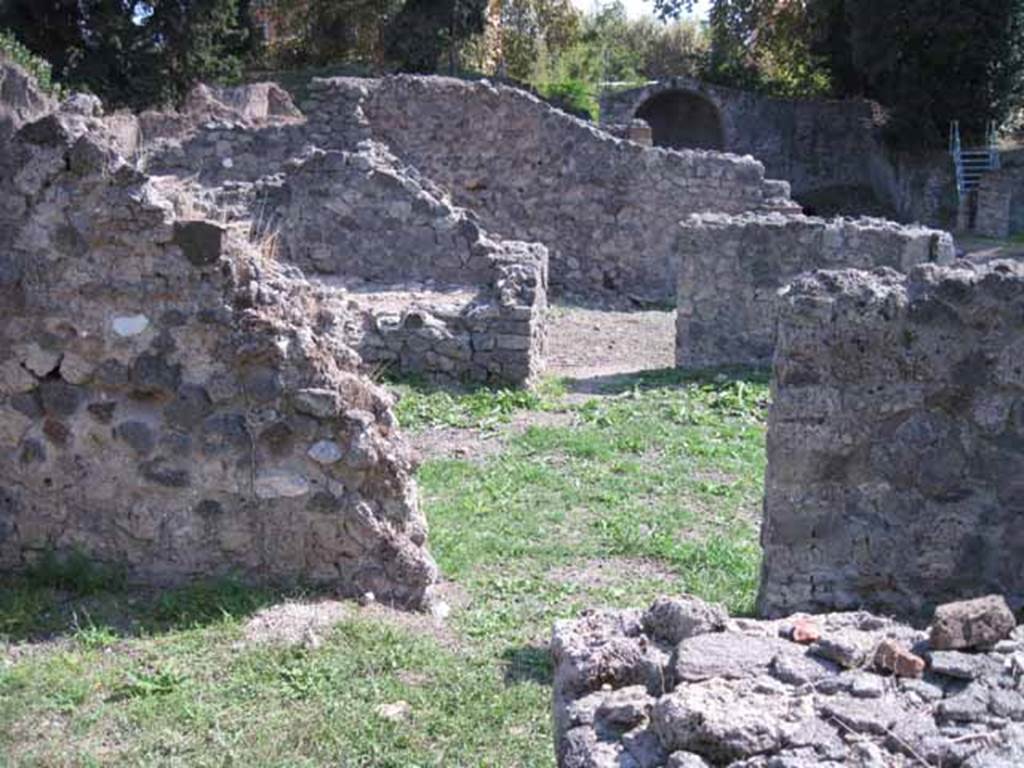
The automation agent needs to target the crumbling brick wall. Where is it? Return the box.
[0,74,437,606]
[759,260,1024,619]
[676,213,955,369]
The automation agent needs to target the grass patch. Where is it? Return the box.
[0,370,767,766]
[391,377,564,431]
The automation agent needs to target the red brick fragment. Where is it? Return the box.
[790,619,821,645]
[874,639,925,678]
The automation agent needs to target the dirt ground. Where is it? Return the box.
[406,302,677,462]
[958,235,1024,263]
[544,303,676,385]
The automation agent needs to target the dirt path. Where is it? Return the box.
[957,235,1024,263]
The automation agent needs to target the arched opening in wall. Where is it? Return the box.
[635,90,724,151]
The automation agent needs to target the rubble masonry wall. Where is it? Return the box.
[676,213,955,369]
[759,260,1024,619]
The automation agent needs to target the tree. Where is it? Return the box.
[385,0,490,73]
[650,0,1024,146]
[146,0,256,104]
[265,0,403,69]
[842,0,1024,146]
[0,0,256,108]
[496,0,581,82]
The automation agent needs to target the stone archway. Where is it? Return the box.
[635,90,724,151]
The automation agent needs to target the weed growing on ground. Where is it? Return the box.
[392,380,557,430]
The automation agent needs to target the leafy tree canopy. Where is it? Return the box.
[650,0,1024,146]
[0,0,256,109]
[385,0,490,73]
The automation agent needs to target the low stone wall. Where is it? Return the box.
[552,594,1023,768]
[0,93,437,605]
[759,260,1024,620]
[676,213,955,369]
[347,261,546,387]
[306,76,793,301]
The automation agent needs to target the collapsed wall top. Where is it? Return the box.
[308,75,798,300]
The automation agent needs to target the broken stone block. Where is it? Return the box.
[22,344,60,377]
[642,596,727,645]
[292,388,342,419]
[874,639,926,678]
[595,685,654,729]
[810,631,873,669]
[651,677,801,763]
[930,595,1017,651]
[788,618,821,645]
[928,651,1002,680]
[673,632,796,683]
[665,753,710,768]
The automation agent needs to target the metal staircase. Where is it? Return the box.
[950,120,1000,199]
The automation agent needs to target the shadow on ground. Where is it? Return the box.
[0,573,306,644]
[562,366,770,397]
[501,642,554,686]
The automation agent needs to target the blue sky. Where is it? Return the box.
[570,0,710,20]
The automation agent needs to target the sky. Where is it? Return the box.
[570,0,710,21]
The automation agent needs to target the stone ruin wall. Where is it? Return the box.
[602,78,880,199]
[270,143,548,386]
[760,260,1024,620]
[141,83,548,387]
[0,73,437,606]
[330,76,795,301]
[602,78,959,229]
[676,213,955,370]
[0,59,55,142]
[142,76,796,303]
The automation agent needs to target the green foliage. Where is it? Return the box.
[496,0,583,82]
[501,1,706,120]
[114,667,185,699]
[25,549,126,595]
[150,577,272,627]
[262,0,404,69]
[0,0,257,109]
[537,78,599,119]
[655,0,1024,146]
[842,0,1024,147]
[0,29,65,98]
[392,381,546,429]
[385,0,490,73]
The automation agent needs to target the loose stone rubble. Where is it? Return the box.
[676,213,955,369]
[553,594,1024,768]
[760,259,1024,619]
[0,64,437,605]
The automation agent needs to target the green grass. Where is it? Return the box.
[0,371,768,766]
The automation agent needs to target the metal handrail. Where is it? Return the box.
[950,120,1000,198]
